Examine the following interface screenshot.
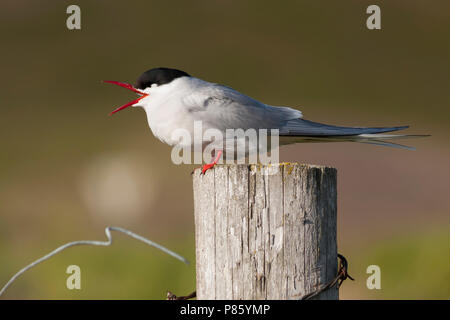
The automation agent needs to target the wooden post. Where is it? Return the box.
[193,163,338,300]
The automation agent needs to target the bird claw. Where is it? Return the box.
[191,151,222,176]
[201,163,215,175]
[191,163,216,175]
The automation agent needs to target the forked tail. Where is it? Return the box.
[279,119,429,150]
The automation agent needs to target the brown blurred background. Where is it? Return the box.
[0,0,449,299]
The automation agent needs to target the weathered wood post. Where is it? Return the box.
[193,163,338,300]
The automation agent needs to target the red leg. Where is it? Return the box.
[200,150,223,175]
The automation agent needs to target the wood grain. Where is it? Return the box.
[193,163,338,300]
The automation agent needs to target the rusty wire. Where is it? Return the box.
[300,253,354,300]
[166,290,196,300]
[168,254,353,300]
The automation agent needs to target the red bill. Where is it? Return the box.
[104,80,149,115]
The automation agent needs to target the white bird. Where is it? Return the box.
[105,67,426,174]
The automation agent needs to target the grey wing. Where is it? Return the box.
[181,81,413,143]
[181,83,302,131]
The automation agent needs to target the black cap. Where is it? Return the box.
[135,67,190,89]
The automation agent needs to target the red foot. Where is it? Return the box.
[195,150,223,175]
[201,162,216,175]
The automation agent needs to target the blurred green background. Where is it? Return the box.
[1,0,449,299]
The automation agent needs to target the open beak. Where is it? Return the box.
[104,80,149,116]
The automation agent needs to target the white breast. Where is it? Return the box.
[141,77,198,146]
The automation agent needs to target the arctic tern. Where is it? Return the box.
[105,67,425,174]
